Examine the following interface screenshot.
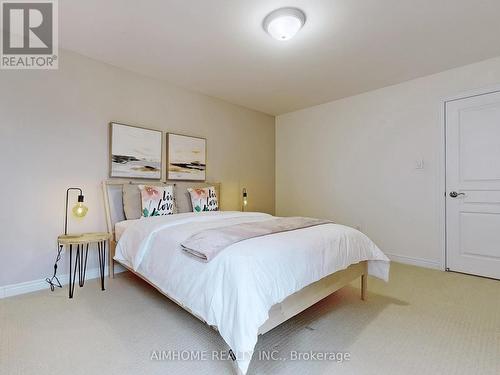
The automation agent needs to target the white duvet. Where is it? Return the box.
[115,211,390,374]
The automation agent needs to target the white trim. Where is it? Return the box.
[0,265,126,299]
[385,252,441,270]
[438,99,447,271]
[442,84,500,103]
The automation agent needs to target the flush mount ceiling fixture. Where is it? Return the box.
[263,7,306,41]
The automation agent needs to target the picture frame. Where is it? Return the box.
[109,122,163,180]
[166,133,207,181]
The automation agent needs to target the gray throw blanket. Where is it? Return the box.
[181,217,332,261]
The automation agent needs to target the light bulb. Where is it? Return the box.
[72,202,88,218]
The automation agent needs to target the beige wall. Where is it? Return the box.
[276,56,500,268]
[0,50,275,288]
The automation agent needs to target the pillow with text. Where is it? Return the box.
[187,186,219,212]
[139,185,175,217]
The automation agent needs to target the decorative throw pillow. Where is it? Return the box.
[122,184,143,220]
[187,186,219,212]
[139,185,175,217]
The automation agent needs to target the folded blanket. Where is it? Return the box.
[181,217,332,261]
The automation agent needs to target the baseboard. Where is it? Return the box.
[385,252,442,270]
[0,265,126,299]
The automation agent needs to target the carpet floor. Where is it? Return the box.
[1,262,499,375]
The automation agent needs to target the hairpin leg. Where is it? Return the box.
[69,244,72,298]
[97,241,106,291]
[69,244,80,299]
[102,241,106,291]
[79,243,89,287]
[78,244,83,287]
[64,235,109,298]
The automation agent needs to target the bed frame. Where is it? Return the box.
[102,180,367,335]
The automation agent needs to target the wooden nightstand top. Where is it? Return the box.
[58,232,111,245]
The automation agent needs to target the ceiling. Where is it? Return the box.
[60,0,500,115]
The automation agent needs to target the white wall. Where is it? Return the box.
[0,50,275,290]
[276,56,500,268]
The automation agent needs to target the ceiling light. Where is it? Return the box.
[263,7,306,41]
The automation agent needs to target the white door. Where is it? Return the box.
[446,90,500,280]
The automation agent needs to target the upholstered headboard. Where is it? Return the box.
[102,180,221,237]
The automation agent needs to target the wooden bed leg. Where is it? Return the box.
[109,260,115,279]
[109,240,116,279]
[361,274,367,301]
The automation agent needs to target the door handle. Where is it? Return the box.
[449,191,466,198]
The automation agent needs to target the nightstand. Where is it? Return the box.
[58,232,112,298]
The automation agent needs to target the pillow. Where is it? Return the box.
[174,182,220,213]
[122,184,143,220]
[187,186,219,212]
[139,185,175,217]
[123,183,176,219]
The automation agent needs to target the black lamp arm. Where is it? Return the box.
[64,188,84,235]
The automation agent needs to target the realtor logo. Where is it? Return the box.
[1,0,58,69]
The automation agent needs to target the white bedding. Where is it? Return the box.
[114,211,390,374]
[115,219,140,241]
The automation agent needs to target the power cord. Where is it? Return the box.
[46,244,63,291]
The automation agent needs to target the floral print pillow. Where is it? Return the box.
[138,185,175,217]
[187,187,218,213]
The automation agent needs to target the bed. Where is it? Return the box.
[102,180,390,374]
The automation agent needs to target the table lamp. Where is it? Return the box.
[242,188,248,212]
[46,187,89,291]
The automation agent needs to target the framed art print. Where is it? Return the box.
[110,122,162,179]
[167,133,206,181]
